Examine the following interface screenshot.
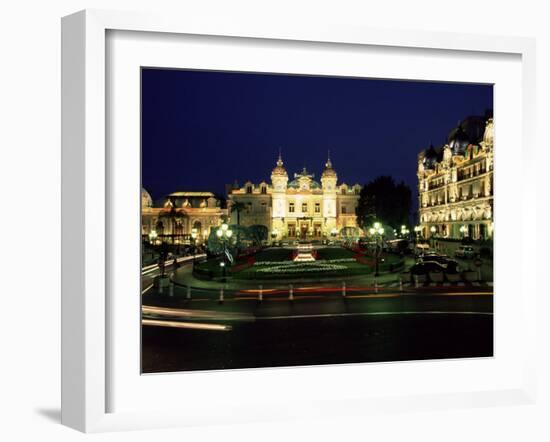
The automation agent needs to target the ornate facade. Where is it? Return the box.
[417,115,494,240]
[228,155,361,240]
[141,190,227,244]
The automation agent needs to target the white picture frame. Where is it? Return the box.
[61,9,537,433]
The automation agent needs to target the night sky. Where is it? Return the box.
[141,68,493,209]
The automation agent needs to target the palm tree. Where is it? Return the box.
[230,201,248,252]
[230,201,247,226]
[159,197,186,250]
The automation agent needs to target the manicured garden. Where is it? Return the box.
[193,246,405,281]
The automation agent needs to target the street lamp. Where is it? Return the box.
[148,229,158,244]
[459,224,467,240]
[271,228,279,245]
[430,225,437,249]
[191,228,198,265]
[216,223,233,282]
[370,223,384,276]
[413,225,422,246]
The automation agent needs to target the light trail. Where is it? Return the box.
[256,311,494,321]
[141,284,154,294]
[238,286,493,296]
[141,254,207,275]
[142,305,254,321]
[142,319,231,331]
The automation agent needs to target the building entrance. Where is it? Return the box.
[300,223,308,239]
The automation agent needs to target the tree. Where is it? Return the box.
[230,201,247,225]
[356,176,411,230]
[249,224,269,244]
[158,196,186,248]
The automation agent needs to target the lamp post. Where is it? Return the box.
[271,228,279,245]
[430,225,437,250]
[459,224,467,240]
[414,225,421,243]
[216,223,233,282]
[148,230,158,245]
[191,228,198,266]
[370,222,384,277]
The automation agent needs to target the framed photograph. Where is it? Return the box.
[62,9,537,432]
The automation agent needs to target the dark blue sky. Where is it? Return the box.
[141,68,493,205]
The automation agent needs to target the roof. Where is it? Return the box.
[288,179,321,189]
[167,191,215,197]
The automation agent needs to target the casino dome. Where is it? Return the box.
[271,153,288,177]
[321,156,337,179]
[141,188,153,208]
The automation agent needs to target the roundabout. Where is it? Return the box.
[172,244,405,289]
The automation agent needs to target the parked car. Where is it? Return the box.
[455,245,477,259]
[406,259,460,282]
[414,243,430,258]
[406,261,445,282]
[420,253,459,270]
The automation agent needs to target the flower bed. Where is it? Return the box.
[255,261,349,274]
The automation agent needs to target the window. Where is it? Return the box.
[261,202,267,212]
[246,185,253,194]
[341,188,346,195]
[289,203,295,213]
[315,203,320,213]
[261,186,267,194]
[341,206,347,214]
[302,203,307,213]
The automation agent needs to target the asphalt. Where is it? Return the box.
[140,249,494,373]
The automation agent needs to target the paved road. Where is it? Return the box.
[142,311,493,373]
[141,252,493,373]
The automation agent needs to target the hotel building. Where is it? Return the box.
[417,114,494,240]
